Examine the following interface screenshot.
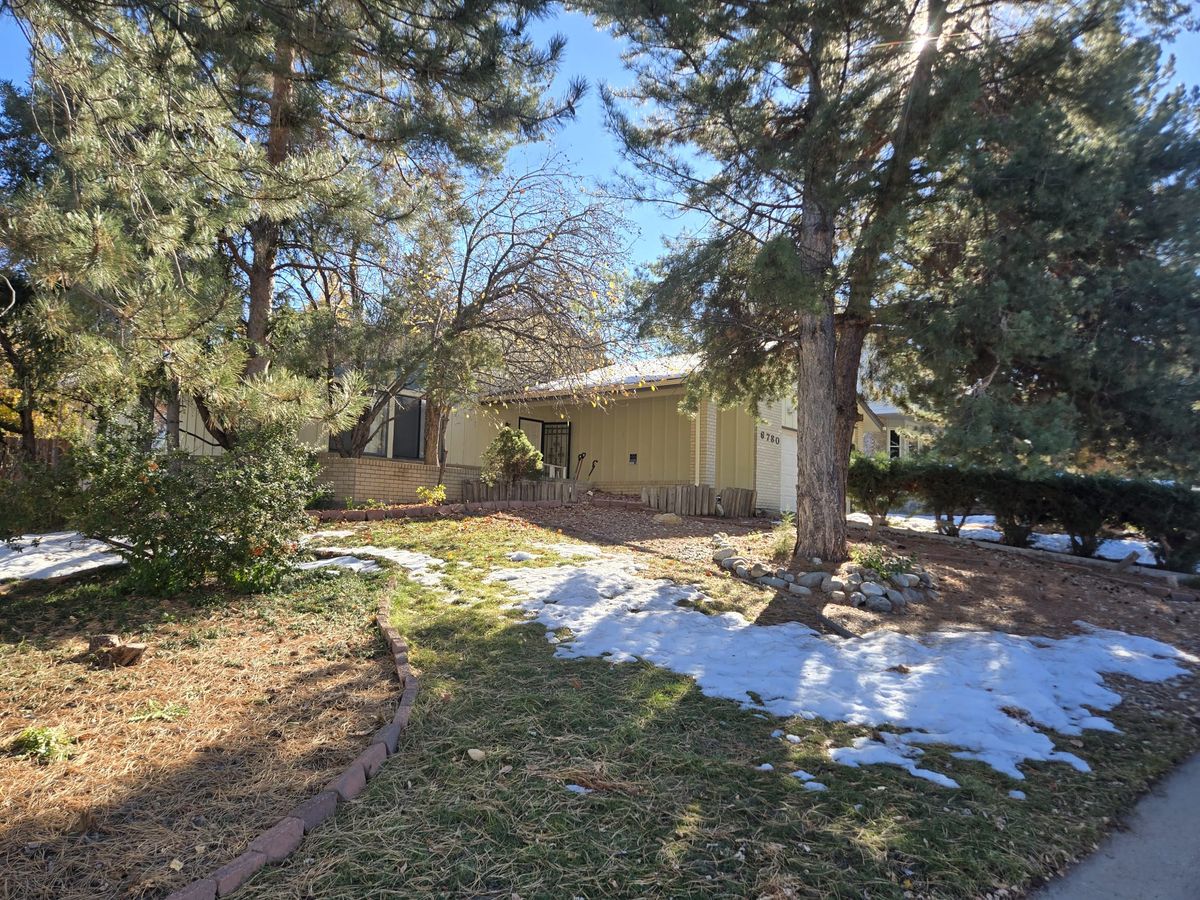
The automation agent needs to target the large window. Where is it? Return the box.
[889,429,902,459]
[329,394,425,460]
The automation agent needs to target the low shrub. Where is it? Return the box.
[1041,473,1123,557]
[69,423,319,594]
[1113,480,1200,573]
[0,457,76,541]
[846,453,913,530]
[416,483,447,506]
[768,512,795,562]
[978,470,1049,547]
[906,460,982,536]
[480,426,543,488]
[10,725,73,763]
[849,544,918,578]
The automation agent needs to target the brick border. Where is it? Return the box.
[311,497,573,523]
[166,592,418,899]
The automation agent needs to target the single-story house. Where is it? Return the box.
[861,401,922,459]
[178,353,898,512]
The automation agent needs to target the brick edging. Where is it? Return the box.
[166,590,417,899]
[311,497,573,523]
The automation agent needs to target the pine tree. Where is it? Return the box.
[871,25,1200,477]
[588,0,1180,561]
[5,0,583,446]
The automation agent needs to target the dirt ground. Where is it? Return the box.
[523,502,1200,653]
[0,574,394,900]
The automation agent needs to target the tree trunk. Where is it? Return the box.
[833,316,870,496]
[18,404,36,462]
[245,37,294,382]
[792,317,846,561]
[422,400,445,466]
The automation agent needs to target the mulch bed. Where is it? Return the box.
[0,574,394,900]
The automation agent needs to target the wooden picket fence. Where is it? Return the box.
[461,479,577,504]
[640,485,757,518]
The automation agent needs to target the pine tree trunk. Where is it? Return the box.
[833,317,870,497]
[245,38,294,382]
[792,317,847,561]
[422,401,445,465]
[18,404,36,462]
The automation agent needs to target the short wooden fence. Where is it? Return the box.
[461,479,578,504]
[641,485,757,518]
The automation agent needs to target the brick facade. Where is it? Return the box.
[316,454,482,506]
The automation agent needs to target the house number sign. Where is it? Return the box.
[758,430,781,445]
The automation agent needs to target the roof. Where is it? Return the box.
[489,352,700,402]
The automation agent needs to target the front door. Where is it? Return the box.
[542,422,571,475]
[519,417,543,455]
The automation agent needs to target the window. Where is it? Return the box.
[390,397,424,460]
[889,430,902,459]
[328,394,424,459]
[628,452,638,465]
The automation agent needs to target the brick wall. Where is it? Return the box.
[316,454,482,506]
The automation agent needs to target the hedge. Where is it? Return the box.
[847,453,1200,572]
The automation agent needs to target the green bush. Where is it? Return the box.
[906,460,982,536]
[480,426,543,488]
[1113,480,1200,573]
[1041,473,1123,557]
[69,424,319,594]
[978,470,1049,547]
[416,483,447,506]
[10,725,73,763]
[846,453,913,528]
[0,458,76,541]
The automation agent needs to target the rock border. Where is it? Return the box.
[710,533,939,615]
[165,589,418,900]
[311,497,572,523]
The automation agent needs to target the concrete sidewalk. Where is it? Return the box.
[1034,753,1200,900]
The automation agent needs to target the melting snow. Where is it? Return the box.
[296,555,382,575]
[490,551,1194,786]
[850,513,1160,567]
[564,784,593,795]
[0,532,123,580]
[310,545,445,585]
[301,529,357,543]
[507,551,538,562]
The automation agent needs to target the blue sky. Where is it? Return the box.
[2,7,1197,267]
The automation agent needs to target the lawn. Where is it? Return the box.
[235,514,1199,900]
[0,564,397,899]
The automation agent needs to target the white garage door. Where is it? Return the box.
[779,431,797,514]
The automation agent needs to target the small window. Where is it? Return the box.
[628,452,638,465]
[889,430,902,459]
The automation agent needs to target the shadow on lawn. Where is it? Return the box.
[235,584,1200,900]
[0,574,397,900]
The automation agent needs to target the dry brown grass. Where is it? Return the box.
[0,570,395,899]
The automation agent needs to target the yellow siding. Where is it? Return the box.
[486,388,694,491]
[445,404,503,467]
[716,405,756,491]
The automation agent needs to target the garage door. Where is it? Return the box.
[779,431,797,514]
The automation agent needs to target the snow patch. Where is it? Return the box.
[295,555,382,575]
[564,784,593,795]
[490,552,1194,786]
[803,782,828,792]
[1008,790,1027,800]
[311,545,445,585]
[506,551,538,562]
[0,532,123,581]
[301,529,356,543]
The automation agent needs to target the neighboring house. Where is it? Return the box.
[860,401,923,459]
[179,353,890,513]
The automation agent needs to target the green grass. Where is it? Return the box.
[232,515,1198,899]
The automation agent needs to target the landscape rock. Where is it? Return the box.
[797,572,826,589]
[713,548,737,562]
[721,557,745,571]
[820,577,846,594]
[860,582,886,597]
[828,590,847,604]
[758,576,787,590]
[749,562,769,578]
[864,596,893,613]
[849,591,866,608]
[653,513,683,525]
[885,589,907,609]
[787,582,812,596]
[735,565,749,578]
